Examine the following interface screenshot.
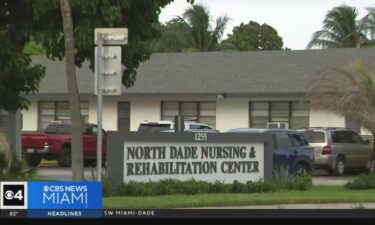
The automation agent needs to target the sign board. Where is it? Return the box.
[94,28,128,45]
[107,132,274,187]
[124,142,264,183]
[95,46,122,96]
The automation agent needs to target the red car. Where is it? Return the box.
[22,120,106,167]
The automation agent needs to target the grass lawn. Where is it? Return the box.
[103,185,375,209]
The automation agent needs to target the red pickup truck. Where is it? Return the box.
[22,121,106,167]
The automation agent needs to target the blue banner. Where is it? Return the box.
[27,182,102,210]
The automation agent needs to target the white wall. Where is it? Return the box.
[21,100,38,131]
[130,97,161,131]
[216,98,249,132]
[309,109,345,128]
[89,97,118,131]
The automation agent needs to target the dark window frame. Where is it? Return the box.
[249,101,309,129]
[161,101,216,129]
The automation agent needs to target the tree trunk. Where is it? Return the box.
[372,134,375,174]
[8,110,22,162]
[0,131,11,172]
[60,0,84,181]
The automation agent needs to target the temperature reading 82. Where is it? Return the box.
[195,132,207,141]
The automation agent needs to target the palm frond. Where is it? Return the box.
[307,5,366,49]
[308,62,375,133]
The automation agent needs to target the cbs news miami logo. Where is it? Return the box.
[1,182,28,209]
[1,182,102,210]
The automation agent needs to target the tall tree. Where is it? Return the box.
[308,61,375,173]
[155,4,229,52]
[307,5,369,48]
[0,0,45,169]
[221,21,283,51]
[31,0,193,180]
[59,0,83,181]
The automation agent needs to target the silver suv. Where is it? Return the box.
[298,127,373,176]
[138,120,216,132]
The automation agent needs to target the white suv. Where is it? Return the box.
[137,120,216,132]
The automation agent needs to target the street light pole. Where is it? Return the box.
[96,32,104,182]
[94,28,127,182]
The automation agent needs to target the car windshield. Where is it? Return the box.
[302,130,326,143]
[138,124,171,132]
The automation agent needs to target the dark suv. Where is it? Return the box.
[227,128,314,176]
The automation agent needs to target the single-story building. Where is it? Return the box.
[1,48,375,133]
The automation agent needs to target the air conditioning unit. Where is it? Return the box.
[267,122,289,129]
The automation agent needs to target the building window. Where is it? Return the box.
[291,101,310,129]
[118,102,130,131]
[250,101,309,129]
[38,101,89,130]
[0,108,8,131]
[250,102,269,128]
[161,101,216,129]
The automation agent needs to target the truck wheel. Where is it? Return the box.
[24,154,41,167]
[58,147,71,167]
[332,156,345,176]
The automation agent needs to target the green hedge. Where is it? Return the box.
[113,176,312,196]
[345,173,375,190]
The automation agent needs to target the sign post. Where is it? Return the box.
[94,28,128,181]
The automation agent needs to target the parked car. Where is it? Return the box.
[227,128,314,176]
[298,127,373,176]
[22,120,106,167]
[138,120,217,132]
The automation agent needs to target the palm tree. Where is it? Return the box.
[149,22,187,53]
[173,4,229,52]
[307,5,369,48]
[308,61,375,173]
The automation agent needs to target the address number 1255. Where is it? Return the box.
[195,133,207,141]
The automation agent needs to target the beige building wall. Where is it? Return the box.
[216,98,249,132]
[89,97,119,131]
[129,97,161,131]
[21,100,38,131]
[309,109,345,128]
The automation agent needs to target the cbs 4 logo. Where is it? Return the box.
[1,182,27,209]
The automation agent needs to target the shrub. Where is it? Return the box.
[345,173,375,190]
[286,175,313,191]
[116,181,154,196]
[113,176,313,196]
[247,180,278,193]
[273,166,292,181]
[182,179,210,194]
[209,180,230,193]
[155,179,183,195]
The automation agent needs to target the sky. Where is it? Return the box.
[159,0,373,50]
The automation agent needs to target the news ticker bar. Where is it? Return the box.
[1,209,375,219]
